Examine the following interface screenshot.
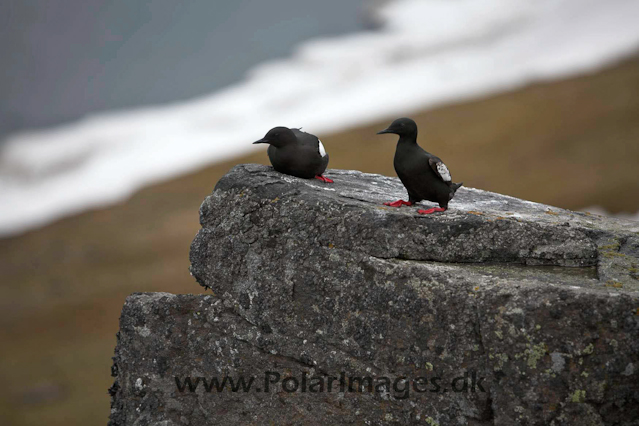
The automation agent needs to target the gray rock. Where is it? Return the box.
[110,164,639,425]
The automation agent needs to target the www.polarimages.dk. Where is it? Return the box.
[175,370,487,399]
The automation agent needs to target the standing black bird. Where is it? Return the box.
[253,126,332,182]
[377,117,462,214]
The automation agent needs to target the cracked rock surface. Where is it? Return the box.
[110,164,639,425]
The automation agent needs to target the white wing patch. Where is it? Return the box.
[436,162,451,181]
[318,139,327,157]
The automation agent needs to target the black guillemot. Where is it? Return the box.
[377,117,462,214]
[253,126,332,183]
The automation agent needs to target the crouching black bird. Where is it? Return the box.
[377,117,462,214]
[253,126,332,182]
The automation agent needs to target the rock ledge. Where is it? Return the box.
[110,165,639,425]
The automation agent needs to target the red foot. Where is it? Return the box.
[384,199,413,207]
[417,207,447,215]
[315,175,334,183]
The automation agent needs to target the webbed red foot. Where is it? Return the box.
[417,207,447,215]
[384,200,413,207]
[314,175,334,183]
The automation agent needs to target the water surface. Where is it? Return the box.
[0,0,367,140]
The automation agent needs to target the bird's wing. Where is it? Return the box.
[292,129,326,157]
[428,157,452,182]
[317,139,327,157]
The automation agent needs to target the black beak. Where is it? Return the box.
[252,138,269,145]
[376,128,394,135]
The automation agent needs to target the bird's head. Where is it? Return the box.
[253,126,296,148]
[377,117,418,138]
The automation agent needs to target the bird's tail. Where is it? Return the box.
[449,182,463,200]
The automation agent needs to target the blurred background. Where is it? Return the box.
[0,0,638,424]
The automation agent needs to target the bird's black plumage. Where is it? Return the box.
[377,117,462,213]
[253,126,331,181]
